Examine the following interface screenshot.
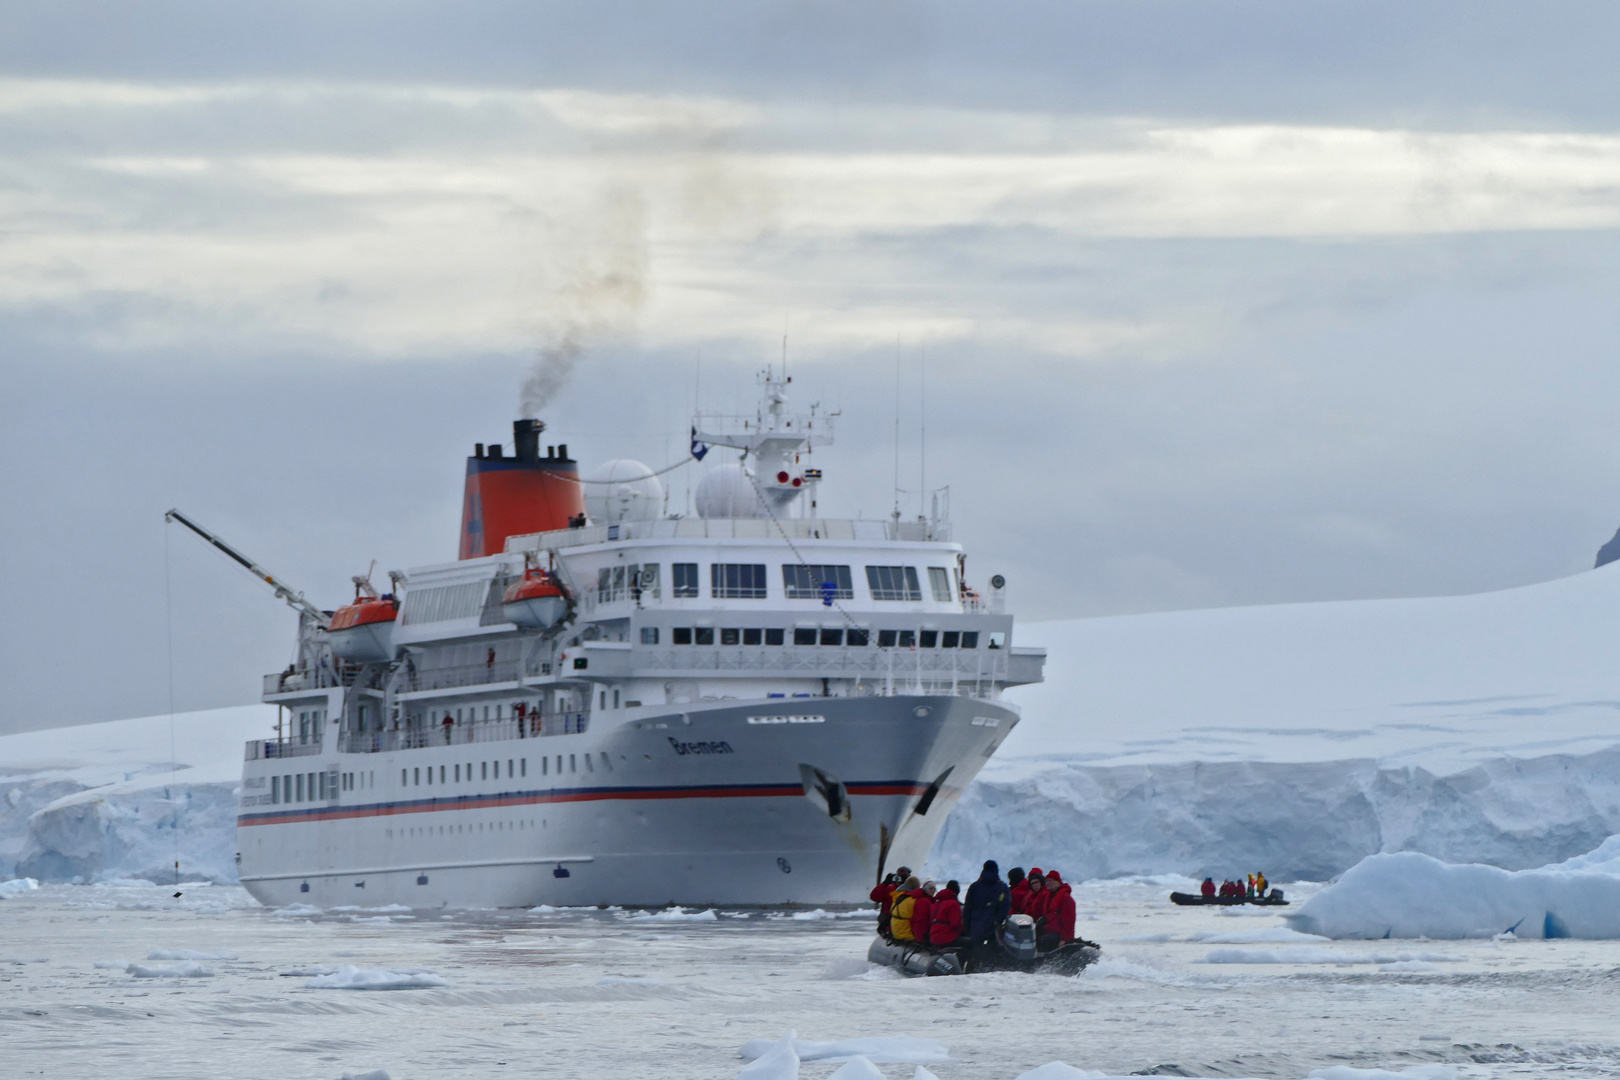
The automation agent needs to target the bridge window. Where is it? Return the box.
[820,628,843,646]
[793,627,817,646]
[898,630,916,648]
[960,631,979,649]
[694,627,715,645]
[641,627,659,645]
[673,627,692,645]
[942,631,960,648]
[783,564,854,600]
[672,563,699,597]
[712,563,768,599]
[743,628,762,645]
[928,567,952,602]
[919,630,938,648]
[878,630,897,648]
[721,628,740,646]
[765,628,785,645]
[847,628,870,646]
[988,632,1005,649]
[866,566,921,601]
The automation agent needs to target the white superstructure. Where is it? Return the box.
[232,371,1044,907]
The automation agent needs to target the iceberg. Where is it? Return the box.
[1287,839,1620,939]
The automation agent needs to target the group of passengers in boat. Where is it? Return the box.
[1199,871,1269,899]
[871,860,1079,954]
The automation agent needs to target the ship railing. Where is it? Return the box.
[398,658,526,693]
[337,711,591,754]
[245,738,326,761]
[635,647,999,676]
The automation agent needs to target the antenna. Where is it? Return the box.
[919,349,926,522]
[892,342,901,525]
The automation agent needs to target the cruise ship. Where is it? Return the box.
[201,371,1043,908]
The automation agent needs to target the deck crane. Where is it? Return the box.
[164,508,330,628]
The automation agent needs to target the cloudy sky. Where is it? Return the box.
[5,1,1620,732]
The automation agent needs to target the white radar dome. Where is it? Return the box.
[584,459,664,524]
[695,464,762,519]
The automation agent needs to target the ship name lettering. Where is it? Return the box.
[667,737,735,756]
[745,715,826,725]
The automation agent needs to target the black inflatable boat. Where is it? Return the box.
[1170,889,1288,906]
[866,914,1101,976]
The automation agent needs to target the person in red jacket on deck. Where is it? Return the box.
[1008,867,1031,916]
[911,881,937,947]
[1025,870,1050,922]
[929,881,965,947]
[1038,871,1077,950]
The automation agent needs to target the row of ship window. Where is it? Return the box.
[640,627,992,649]
[271,753,606,804]
[598,563,953,603]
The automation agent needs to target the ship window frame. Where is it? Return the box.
[721,628,740,646]
[820,628,843,646]
[960,631,979,649]
[847,628,870,647]
[793,627,817,646]
[711,563,769,599]
[919,630,938,648]
[743,628,763,645]
[927,567,952,602]
[782,563,854,600]
[694,627,715,646]
[942,630,960,648]
[866,565,922,602]
[672,563,700,598]
[641,626,659,645]
[673,627,693,645]
[878,629,898,648]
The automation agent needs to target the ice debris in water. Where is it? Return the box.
[737,1031,798,1080]
[341,1071,391,1080]
[305,965,450,990]
[1287,840,1620,939]
[740,1035,950,1065]
[147,948,237,960]
[628,906,718,921]
[0,877,40,898]
[827,1058,886,1080]
[127,961,214,978]
[1201,947,1459,965]
[1013,1065,1105,1080]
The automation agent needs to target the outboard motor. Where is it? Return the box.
[1000,914,1038,961]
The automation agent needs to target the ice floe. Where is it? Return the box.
[0,877,40,898]
[1287,840,1620,939]
[303,965,450,990]
[127,960,214,978]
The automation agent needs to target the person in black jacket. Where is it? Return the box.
[962,860,1011,942]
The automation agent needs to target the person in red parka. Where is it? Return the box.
[1008,867,1031,916]
[929,881,965,947]
[870,866,911,938]
[1025,870,1050,922]
[1200,876,1217,899]
[1038,870,1077,950]
[911,881,936,947]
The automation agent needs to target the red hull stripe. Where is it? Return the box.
[238,780,930,827]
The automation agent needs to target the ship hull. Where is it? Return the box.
[237,694,1016,908]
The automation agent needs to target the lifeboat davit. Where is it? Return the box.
[502,569,567,629]
[327,595,399,663]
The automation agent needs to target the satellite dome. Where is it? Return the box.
[695,464,762,519]
[584,459,664,524]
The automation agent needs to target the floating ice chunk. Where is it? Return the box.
[740,1036,950,1064]
[913,1069,942,1080]
[272,903,322,916]
[628,906,718,921]
[128,960,214,978]
[1308,1066,1456,1080]
[826,1057,885,1080]
[341,1071,392,1080]
[1202,947,1459,965]
[280,966,337,977]
[0,877,40,898]
[1013,1065,1106,1080]
[1287,846,1620,940]
[304,965,450,990]
[147,948,238,960]
[93,960,129,969]
[1380,960,1439,972]
[1185,927,1330,944]
[737,1031,798,1080]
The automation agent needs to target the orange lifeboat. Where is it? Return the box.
[502,568,568,629]
[328,594,399,663]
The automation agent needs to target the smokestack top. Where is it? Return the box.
[513,418,545,462]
